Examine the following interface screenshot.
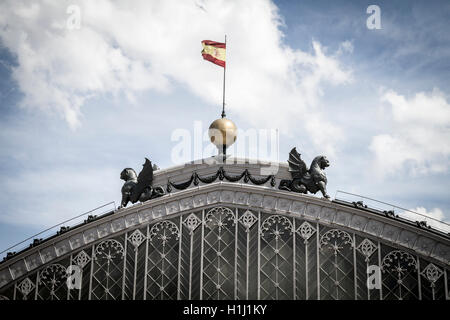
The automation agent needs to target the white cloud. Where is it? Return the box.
[336,40,354,55]
[0,0,351,154]
[400,207,449,232]
[370,89,450,176]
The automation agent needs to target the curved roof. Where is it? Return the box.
[0,158,449,290]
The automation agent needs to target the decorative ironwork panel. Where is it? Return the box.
[202,207,236,300]
[69,249,92,300]
[381,249,418,300]
[16,276,36,300]
[319,228,355,300]
[90,239,125,300]
[178,213,203,299]
[121,228,147,300]
[294,220,317,300]
[355,236,380,300]
[147,221,180,300]
[37,264,68,300]
[260,214,294,299]
[0,205,449,301]
[235,208,259,300]
[419,259,446,300]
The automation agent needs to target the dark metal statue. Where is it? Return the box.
[120,158,164,208]
[279,147,330,199]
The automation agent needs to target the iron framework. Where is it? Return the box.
[0,206,448,300]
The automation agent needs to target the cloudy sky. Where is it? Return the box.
[0,0,449,256]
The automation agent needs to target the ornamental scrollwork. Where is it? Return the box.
[167,166,276,192]
[296,221,316,243]
[239,210,258,232]
[319,229,353,253]
[420,263,443,287]
[128,229,147,249]
[381,250,417,277]
[39,264,67,289]
[73,250,90,269]
[149,220,180,246]
[205,207,236,232]
[260,215,293,241]
[356,238,377,262]
[95,239,124,261]
[183,213,202,235]
[17,277,35,298]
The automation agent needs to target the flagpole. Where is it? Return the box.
[221,35,227,118]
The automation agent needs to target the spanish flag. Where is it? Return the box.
[201,40,226,67]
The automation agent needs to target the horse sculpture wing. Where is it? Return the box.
[130,158,154,203]
[287,147,308,179]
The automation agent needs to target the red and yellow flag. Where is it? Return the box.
[201,40,226,67]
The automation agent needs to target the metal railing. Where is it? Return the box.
[0,201,116,261]
[334,190,450,234]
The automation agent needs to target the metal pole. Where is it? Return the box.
[199,210,205,299]
[292,218,296,300]
[378,242,383,300]
[234,207,238,300]
[188,229,194,300]
[257,211,261,300]
[221,35,227,118]
[122,232,128,300]
[88,245,94,300]
[34,271,39,300]
[444,269,449,300]
[177,216,183,300]
[316,222,320,300]
[416,256,422,300]
[143,225,149,300]
[68,254,72,300]
[353,234,357,300]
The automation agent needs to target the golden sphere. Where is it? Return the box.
[208,118,237,148]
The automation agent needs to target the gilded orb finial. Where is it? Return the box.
[208,117,237,158]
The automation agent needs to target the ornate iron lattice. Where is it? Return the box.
[381,250,418,300]
[202,207,236,299]
[70,250,91,300]
[355,237,379,300]
[357,238,377,262]
[239,210,257,232]
[296,221,316,244]
[421,263,444,300]
[183,213,202,235]
[37,264,67,300]
[1,206,448,301]
[17,277,35,300]
[91,239,125,300]
[128,229,147,250]
[73,250,91,269]
[260,215,294,299]
[319,229,355,300]
[147,220,180,300]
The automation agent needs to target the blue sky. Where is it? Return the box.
[0,0,449,257]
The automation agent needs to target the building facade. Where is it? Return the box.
[0,159,449,300]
